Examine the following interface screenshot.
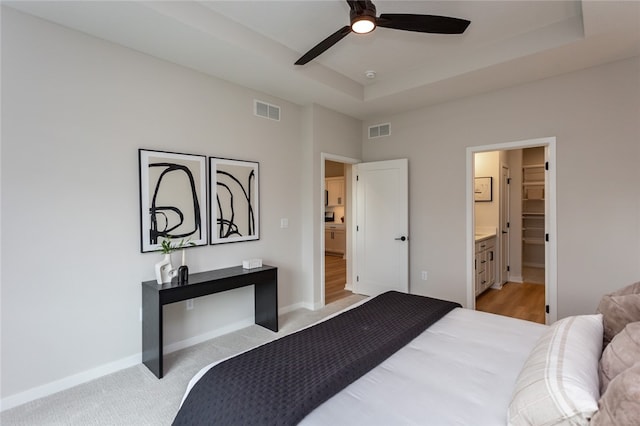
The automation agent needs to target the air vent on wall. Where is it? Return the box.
[254,100,280,121]
[368,123,391,139]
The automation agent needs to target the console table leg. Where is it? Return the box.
[255,272,278,332]
[142,285,163,378]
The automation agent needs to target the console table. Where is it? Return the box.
[141,264,278,378]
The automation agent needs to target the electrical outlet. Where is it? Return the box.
[421,271,428,281]
[186,299,194,310]
[280,218,289,228]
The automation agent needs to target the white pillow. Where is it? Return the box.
[507,314,603,426]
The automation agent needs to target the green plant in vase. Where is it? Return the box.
[155,238,195,284]
[160,238,195,254]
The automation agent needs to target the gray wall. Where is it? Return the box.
[362,56,640,318]
[303,104,363,308]
[1,8,309,402]
[1,7,363,405]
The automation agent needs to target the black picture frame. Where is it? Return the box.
[139,149,208,252]
[474,177,493,202]
[209,157,260,244]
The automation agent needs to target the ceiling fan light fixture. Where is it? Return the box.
[351,15,376,34]
[294,0,471,65]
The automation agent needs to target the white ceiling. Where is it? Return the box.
[5,1,640,120]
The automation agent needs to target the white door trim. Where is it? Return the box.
[466,137,557,324]
[499,163,510,286]
[320,152,360,308]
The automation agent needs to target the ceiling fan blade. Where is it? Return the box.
[295,26,352,65]
[377,14,470,34]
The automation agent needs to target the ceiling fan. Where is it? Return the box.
[295,0,471,65]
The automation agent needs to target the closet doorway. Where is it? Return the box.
[521,147,546,285]
[467,138,557,324]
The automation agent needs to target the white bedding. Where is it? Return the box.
[181,303,547,425]
[301,308,546,425]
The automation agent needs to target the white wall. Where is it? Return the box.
[1,8,311,403]
[363,56,640,318]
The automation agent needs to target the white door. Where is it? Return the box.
[500,165,510,284]
[354,159,409,296]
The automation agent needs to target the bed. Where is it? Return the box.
[173,288,639,426]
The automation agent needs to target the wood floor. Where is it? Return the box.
[476,282,546,324]
[325,254,544,322]
[325,254,352,304]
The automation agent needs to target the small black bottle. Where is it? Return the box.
[177,265,189,284]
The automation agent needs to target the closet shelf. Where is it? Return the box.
[522,147,546,268]
[523,238,545,245]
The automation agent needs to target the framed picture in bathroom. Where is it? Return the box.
[474,177,492,202]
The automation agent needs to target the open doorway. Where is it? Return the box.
[473,148,546,324]
[320,156,410,306]
[467,137,557,325]
[324,159,351,304]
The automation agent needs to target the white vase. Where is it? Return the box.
[155,253,174,284]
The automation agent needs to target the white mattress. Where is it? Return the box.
[181,303,547,425]
[301,308,546,425]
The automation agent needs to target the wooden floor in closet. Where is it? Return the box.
[476,282,546,324]
[325,254,351,304]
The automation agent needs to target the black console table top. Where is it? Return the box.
[142,264,278,378]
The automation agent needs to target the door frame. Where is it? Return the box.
[499,163,510,285]
[466,137,557,324]
[320,152,360,307]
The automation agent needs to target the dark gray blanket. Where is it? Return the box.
[173,291,461,426]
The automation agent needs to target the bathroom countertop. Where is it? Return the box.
[325,222,345,229]
[474,232,496,242]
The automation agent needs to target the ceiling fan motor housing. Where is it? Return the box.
[350,1,377,32]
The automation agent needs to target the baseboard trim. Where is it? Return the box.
[279,301,313,314]
[1,300,306,412]
[508,275,524,283]
[0,352,141,412]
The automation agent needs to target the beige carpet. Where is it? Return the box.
[1,294,366,426]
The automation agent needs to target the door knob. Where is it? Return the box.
[395,236,407,241]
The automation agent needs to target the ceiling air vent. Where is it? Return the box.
[254,100,280,121]
[368,123,391,139]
